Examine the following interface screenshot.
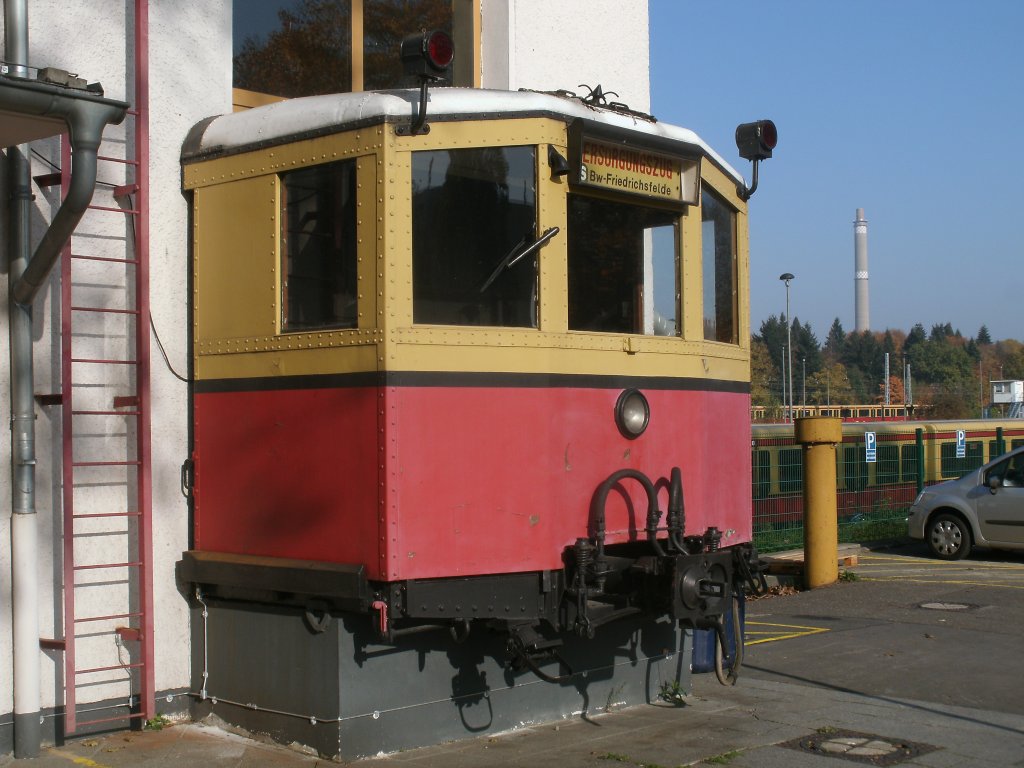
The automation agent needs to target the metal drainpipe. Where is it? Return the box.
[11,96,127,307]
[6,0,40,756]
[4,0,126,754]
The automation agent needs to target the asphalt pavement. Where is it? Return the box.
[4,542,1024,767]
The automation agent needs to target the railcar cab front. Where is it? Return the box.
[180,78,772,682]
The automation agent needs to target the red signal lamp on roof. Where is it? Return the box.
[399,30,455,137]
[401,30,454,81]
[734,119,778,200]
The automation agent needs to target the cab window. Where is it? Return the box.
[281,159,358,331]
[411,146,537,327]
[567,195,678,335]
[701,188,737,343]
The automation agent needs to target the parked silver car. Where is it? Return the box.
[907,445,1024,560]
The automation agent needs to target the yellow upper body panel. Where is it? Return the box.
[183,89,751,386]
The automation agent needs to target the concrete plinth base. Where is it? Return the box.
[190,599,688,760]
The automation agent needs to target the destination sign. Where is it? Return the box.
[575,136,699,206]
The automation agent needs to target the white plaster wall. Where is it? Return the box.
[480,0,650,113]
[147,0,231,701]
[0,0,232,719]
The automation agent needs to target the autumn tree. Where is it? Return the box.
[806,362,853,405]
[877,375,906,404]
[750,339,780,407]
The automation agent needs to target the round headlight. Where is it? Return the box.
[615,389,650,439]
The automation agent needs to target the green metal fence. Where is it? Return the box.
[751,426,998,553]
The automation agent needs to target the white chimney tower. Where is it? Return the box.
[854,208,869,332]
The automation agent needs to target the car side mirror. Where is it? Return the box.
[988,475,1001,493]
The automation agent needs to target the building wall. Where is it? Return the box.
[0,0,651,739]
[0,0,232,727]
[481,0,650,113]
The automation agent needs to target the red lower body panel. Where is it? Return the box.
[194,382,751,582]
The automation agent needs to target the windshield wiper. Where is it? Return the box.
[479,226,560,293]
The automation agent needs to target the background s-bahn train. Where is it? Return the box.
[751,403,921,423]
[176,34,773,757]
[751,418,1024,503]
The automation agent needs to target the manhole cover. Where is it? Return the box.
[781,729,938,765]
[919,602,974,611]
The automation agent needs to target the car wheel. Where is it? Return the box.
[927,512,971,560]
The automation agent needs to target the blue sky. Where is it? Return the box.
[650,0,1023,343]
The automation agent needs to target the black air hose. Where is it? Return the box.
[667,467,686,552]
[592,469,662,557]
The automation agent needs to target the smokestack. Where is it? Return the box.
[854,208,869,332]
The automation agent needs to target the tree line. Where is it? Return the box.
[752,318,1024,419]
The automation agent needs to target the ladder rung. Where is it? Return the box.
[72,511,141,519]
[35,393,63,406]
[71,305,140,316]
[97,155,140,167]
[76,662,143,676]
[72,460,142,468]
[40,637,66,651]
[72,409,141,416]
[72,561,142,573]
[71,253,139,265]
[113,395,140,408]
[74,610,142,623]
[71,358,138,365]
[88,204,139,215]
[113,183,138,198]
[34,172,62,187]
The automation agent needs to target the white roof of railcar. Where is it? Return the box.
[182,87,743,184]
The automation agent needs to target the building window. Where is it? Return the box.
[701,188,737,343]
[412,146,537,327]
[281,160,358,332]
[233,0,477,99]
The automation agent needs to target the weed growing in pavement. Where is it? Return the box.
[596,752,669,768]
[703,750,743,764]
[839,569,860,582]
[144,714,171,731]
[659,679,686,705]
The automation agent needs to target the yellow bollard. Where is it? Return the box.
[795,417,843,589]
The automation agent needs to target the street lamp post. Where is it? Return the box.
[779,273,795,422]
[781,346,786,419]
[802,357,806,408]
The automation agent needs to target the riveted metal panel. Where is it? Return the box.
[183,127,388,190]
[538,143,570,334]
[193,177,279,350]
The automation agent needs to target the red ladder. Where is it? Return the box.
[39,0,154,735]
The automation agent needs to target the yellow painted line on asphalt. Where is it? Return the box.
[857,555,1024,571]
[47,749,113,768]
[858,576,1024,590]
[744,620,830,646]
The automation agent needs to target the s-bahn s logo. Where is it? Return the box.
[579,163,588,183]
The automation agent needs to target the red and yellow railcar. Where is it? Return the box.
[179,67,772,675]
